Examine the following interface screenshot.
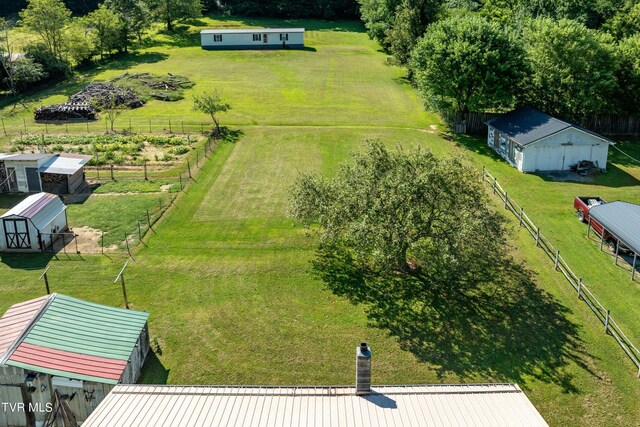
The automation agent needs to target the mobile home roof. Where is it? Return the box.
[201,28,304,34]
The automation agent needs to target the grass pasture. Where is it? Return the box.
[0,16,639,426]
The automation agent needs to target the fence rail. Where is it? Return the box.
[482,166,640,378]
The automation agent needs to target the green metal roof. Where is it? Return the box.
[21,294,149,361]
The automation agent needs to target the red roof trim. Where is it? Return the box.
[9,342,127,381]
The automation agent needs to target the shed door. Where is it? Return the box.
[25,167,41,192]
[3,218,31,249]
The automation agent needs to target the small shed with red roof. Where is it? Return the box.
[0,192,67,252]
[0,294,150,426]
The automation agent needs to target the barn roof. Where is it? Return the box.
[0,295,49,361]
[0,192,66,230]
[0,294,149,384]
[589,201,640,255]
[486,106,614,146]
[83,384,547,427]
[38,153,92,175]
[201,28,305,34]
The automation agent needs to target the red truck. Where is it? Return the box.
[574,196,631,253]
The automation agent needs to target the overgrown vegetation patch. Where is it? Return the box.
[11,133,195,164]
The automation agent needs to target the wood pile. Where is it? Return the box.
[68,83,145,109]
[34,104,98,121]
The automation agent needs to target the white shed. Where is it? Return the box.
[0,192,67,252]
[200,28,304,50]
[485,106,613,172]
[0,153,53,193]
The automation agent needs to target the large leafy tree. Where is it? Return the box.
[105,0,152,48]
[387,0,443,64]
[357,0,402,45]
[86,4,124,58]
[19,0,71,60]
[613,35,640,114]
[152,0,202,31]
[290,141,506,276]
[522,18,617,121]
[410,15,526,114]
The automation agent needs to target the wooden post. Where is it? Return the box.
[504,193,508,209]
[179,174,183,191]
[65,122,68,133]
[144,161,148,181]
[632,252,637,281]
[125,233,132,259]
[149,118,152,133]
[605,309,610,333]
[96,164,100,180]
[169,118,172,133]
[101,231,104,254]
[1,118,5,135]
[110,164,114,180]
[23,117,27,132]
[75,233,79,254]
[129,117,132,131]
[138,221,142,241]
[114,261,130,309]
[492,177,497,194]
[519,207,523,226]
[187,159,192,179]
[196,150,199,168]
[577,278,582,299]
[39,266,52,295]
[146,209,151,229]
[481,165,485,181]
[535,228,540,247]
[554,250,559,270]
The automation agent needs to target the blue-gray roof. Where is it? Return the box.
[486,106,613,146]
[589,201,640,254]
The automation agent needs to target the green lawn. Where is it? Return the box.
[1,16,639,427]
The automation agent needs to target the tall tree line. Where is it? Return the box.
[358,0,640,119]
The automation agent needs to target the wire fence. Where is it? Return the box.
[41,138,218,257]
[481,166,640,378]
[1,117,218,139]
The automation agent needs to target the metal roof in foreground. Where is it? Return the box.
[589,201,640,254]
[83,384,547,427]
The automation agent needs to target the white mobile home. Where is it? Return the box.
[485,106,613,173]
[201,28,304,50]
[0,192,67,252]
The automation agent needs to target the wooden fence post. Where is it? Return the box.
[577,278,582,299]
[110,164,114,181]
[1,118,5,135]
[138,221,142,242]
[504,193,508,209]
[187,159,192,179]
[149,118,152,133]
[196,151,199,168]
[125,233,132,259]
[492,177,497,194]
[519,207,524,226]
[535,228,540,247]
[169,118,172,133]
[554,250,560,270]
[101,231,104,254]
[144,161,148,181]
[23,117,27,132]
[605,310,610,333]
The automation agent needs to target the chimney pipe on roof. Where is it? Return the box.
[356,342,371,395]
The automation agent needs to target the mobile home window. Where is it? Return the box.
[213,34,222,42]
[253,34,262,41]
[279,34,289,41]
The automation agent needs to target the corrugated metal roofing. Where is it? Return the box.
[83,384,547,427]
[589,201,640,254]
[201,28,304,34]
[0,153,53,161]
[486,106,613,146]
[0,294,149,384]
[0,295,49,362]
[38,154,91,175]
[0,192,66,230]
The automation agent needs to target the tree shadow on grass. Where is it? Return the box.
[315,250,595,392]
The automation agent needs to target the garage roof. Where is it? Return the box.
[83,384,547,427]
[589,201,640,255]
[486,106,614,146]
[0,294,149,384]
[38,153,92,175]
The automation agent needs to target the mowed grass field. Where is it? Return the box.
[1,16,640,426]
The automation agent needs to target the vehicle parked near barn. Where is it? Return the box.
[574,196,633,253]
